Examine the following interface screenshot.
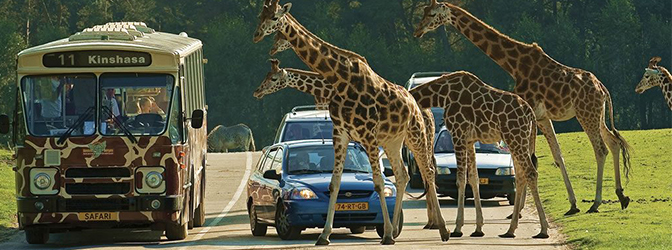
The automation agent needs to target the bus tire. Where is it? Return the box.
[193,170,206,227]
[25,227,49,244]
[166,221,188,240]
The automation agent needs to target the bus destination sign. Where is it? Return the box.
[43,50,152,67]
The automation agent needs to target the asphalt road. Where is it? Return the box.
[1,152,566,249]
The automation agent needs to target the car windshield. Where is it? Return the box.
[99,73,174,136]
[287,145,372,175]
[434,130,509,154]
[282,121,333,142]
[21,74,97,136]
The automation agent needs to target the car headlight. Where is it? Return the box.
[34,173,52,190]
[145,171,163,188]
[437,166,451,175]
[290,188,317,199]
[383,186,395,197]
[495,167,514,176]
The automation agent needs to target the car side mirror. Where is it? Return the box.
[383,167,394,177]
[263,169,281,180]
[0,114,9,134]
[190,109,204,129]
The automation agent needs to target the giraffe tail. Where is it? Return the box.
[601,82,633,183]
[405,185,428,200]
[405,155,435,200]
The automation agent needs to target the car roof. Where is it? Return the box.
[270,139,358,149]
[406,71,451,89]
[284,105,331,122]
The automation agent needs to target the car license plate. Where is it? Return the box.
[335,202,368,211]
[77,212,118,221]
[479,178,489,185]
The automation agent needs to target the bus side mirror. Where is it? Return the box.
[0,114,9,134]
[190,109,204,129]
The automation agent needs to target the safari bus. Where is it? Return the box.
[0,22,208,244]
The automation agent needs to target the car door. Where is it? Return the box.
[263,147,284,220]
[248,147,271,213]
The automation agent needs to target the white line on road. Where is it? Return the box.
[188,152,253,242]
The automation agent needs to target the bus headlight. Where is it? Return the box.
[383,186,395,197]
[495,167,514,176]
[34,173,52,190]
[145,171,163,188]
[290,188,317,199]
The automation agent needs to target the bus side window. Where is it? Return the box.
[169,87,183,144]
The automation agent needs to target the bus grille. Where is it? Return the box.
[66,183,130,195]
[65,168,131,178]
[64,199,130,211]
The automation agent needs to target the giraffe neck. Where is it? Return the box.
[284,68,334,100]
[660,67,672,110]
[443,3,558,80]
[280,14,366,79]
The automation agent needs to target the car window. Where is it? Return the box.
[286,146,372,175]
[281,121,333,142]
[261,148,278,172]
[270,148,284,173]
[434,130,508,154]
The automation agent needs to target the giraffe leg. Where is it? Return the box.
[537,119,579,215]
[576,113,609,213]
[528,175,550,239]
[507,187,525,219]
[451,141,469,237]
[383,140,408,239]
[500,155,528,238]
[407,136,450,241]
[315,132,348,246]
[601,124,630,209]
[364,142,395,245]
[465,147,484,237]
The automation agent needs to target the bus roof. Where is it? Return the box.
[18,22,202,58]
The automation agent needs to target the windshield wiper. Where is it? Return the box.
[477,149,501,153]
[343,169,370,174]
[290,169,327,175]
[101,106,137,144]
[435,150,455,153]
[57,106,95,144]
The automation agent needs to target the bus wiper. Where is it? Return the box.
[101,106,137,144]
[57,106,94,144]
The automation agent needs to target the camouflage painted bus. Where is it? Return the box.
[0,22,207,244]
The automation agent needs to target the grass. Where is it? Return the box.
[535,129,672,250]
[0,149,17,242]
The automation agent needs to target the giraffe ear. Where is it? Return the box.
[430,0,438,7]
[269,58,281,72]
[279,3,292,15]
[649,56,662,68]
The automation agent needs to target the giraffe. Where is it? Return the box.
[414,0,633,214]
[635,57,672,110]
[253,0,450,245]
[411,71,549,238]
[270,33,292,56]
[253,58,333,109]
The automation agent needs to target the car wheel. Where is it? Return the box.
[275,202,300,240]
[25,227,49,244]
[249,204,268,236]
[376,210,403,239]
[507,193,516,206]
[349,226,366,234]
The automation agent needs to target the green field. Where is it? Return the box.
[535,129,672,249]
[0,149,17,242]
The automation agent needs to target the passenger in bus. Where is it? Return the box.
[138,97,165,115]
[103,88,121,118]
[40,76,65,119]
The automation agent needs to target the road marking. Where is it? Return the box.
[190,152,252,242]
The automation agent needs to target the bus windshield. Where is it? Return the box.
[99,73,174,136]
[21,74,97,136]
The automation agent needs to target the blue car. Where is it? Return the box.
[246,140,400,240]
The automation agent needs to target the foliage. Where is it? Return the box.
[0,0,668,147]
[536,129,672,249]
[0,149,17,241]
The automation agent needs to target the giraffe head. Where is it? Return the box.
[413,0,454,38]
[270,33,292,56]
[254,59,289,99]
[636,57,664,94]
[253,0,292,43]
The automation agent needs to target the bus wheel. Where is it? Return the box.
[166,221,188,240]
[193,170,206,227]
[25,227,49,244]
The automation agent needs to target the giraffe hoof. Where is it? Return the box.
[498,233,516,238]
[423,224,440,230]
[440,230,450,242]
[533,233,549,239]
[470,231,485,237]
[506,213,522,219]
[586,208,599,213]
[315,237,330,246]
[450,231,463,237]
[380,236,395,245]
[619,196,630,209]
[564,207,580,215]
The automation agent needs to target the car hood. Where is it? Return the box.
[434,153,513,169]
[285,173,393,191]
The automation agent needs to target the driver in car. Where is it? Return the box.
[291,152,311,172]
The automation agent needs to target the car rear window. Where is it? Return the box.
[281,121,333,142]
